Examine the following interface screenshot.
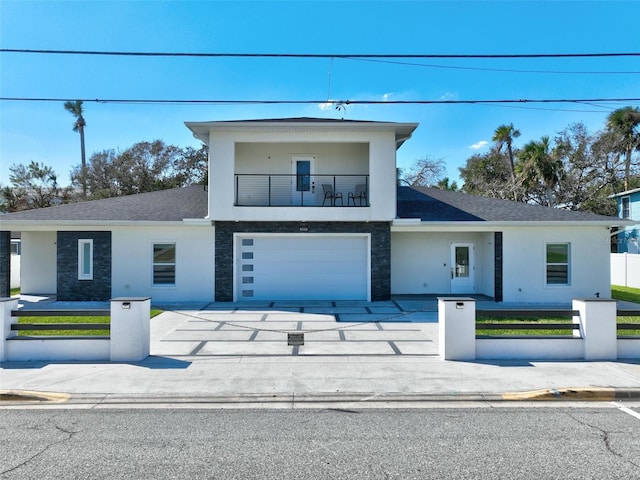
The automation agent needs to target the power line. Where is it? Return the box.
[349,57,640,75]
[1,97,639,106]
[2,48,640,59]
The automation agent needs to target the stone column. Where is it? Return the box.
[0,231,11,298]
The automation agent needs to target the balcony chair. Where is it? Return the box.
[348,184,368,206]
[322,184,343,206]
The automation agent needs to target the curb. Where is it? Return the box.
[2,389,640,406]
[0,390,70,403]
[501,387,640,401]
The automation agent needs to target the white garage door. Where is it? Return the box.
[236,235,369,301]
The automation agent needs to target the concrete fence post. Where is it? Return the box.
[0,297,19,362]
[573,299,617,360]
[438,297,476,361]
[110,297,151,362]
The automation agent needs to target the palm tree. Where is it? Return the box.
[517,136,563,207]
[64,100,87,196]
[606,106,640,191]
[492,123,520,199]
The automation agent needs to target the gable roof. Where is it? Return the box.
[1,184,624,228]
[185,117,418,148]
[0,185,208,224]
[397,186,622,224]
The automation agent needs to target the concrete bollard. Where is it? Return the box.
[573,299,617,360]
[110,297,151,362]
[438,297,476,361]
[0,297,19,362]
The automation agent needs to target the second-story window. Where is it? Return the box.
[622,196,630,219]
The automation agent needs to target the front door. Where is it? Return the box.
[291,156,315,205]
[450,243,474,294]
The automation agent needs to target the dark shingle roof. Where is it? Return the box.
[397,186,620,223]
[1,185,208,222]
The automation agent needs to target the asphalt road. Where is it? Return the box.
[2,405,640,479]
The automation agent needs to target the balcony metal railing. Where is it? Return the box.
[234,174,370,207]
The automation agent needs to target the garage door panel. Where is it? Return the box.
[237,235,368,301]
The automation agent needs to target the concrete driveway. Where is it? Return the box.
[151,300,439,358]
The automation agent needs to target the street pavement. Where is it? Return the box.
[1,299,640,407]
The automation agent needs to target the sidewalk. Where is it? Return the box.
[1,300,640,406]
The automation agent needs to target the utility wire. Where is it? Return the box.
[2,48,640,58]
[1,96,639,105]
[349,57,640,75]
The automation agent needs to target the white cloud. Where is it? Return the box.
[439,91,457,101]
[318,102,335,111]
[382,92,393,102]
[469,140,489,150]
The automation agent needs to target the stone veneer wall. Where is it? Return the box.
[215,222,391,302]
[0,231,10,297]
[494,231,503,302]
[57,231,112,301]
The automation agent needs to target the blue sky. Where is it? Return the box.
[1,0,639,187]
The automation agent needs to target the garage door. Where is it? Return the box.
[236,235,369,301]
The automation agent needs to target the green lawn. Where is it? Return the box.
[476,286,640,336]
[17,309,164,336]
[476,316,574,336]
[612,285,640,303]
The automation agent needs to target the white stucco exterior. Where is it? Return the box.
[391,231,494,296]
[111,225,215,302]
[186,121,416,223]
[501,225,611,303]
[20,231,57,294]
[391,224,611,303]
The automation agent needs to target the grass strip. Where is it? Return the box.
[476,317,574,336]
[17,309,163,336]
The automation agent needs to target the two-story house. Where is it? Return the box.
[611,187,640,254]
[0,117,627,304]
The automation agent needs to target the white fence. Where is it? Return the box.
[611,253,640,289]
[439,298,639,361]
[0,297,150,362]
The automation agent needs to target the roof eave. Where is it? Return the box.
[392,219,625,230]
[0,220,209,230]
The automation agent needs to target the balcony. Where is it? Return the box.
[234,174,370,207]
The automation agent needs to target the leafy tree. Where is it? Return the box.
[553,123,616,215]
[459,150,517,199]
[173,144,209,186]
[400,156,446,187]
[64,100,87,196]
[435,177,458,191]
[71,140,208,199]
[5,161,72,210]
[605,106,640,191]
[0,184,24,213]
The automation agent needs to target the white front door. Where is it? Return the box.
[291,156,315,206]
[450,243,475,294]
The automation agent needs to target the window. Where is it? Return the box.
[78,239,93,280]
[546,243,570,285]
[153,243,176,285]
[622,196,630,219]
